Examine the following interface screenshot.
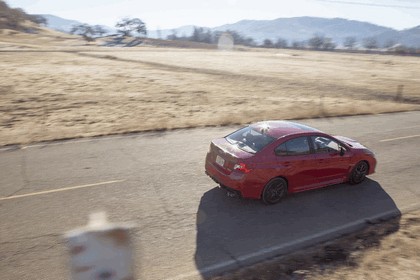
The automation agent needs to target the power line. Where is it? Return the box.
[316,0,420,9]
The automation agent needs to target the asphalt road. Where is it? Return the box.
[1,111,420,280]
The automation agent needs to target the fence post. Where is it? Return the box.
[64,212,135,280]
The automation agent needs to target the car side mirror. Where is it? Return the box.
[340,147,345,156]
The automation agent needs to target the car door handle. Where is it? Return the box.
[283,161,291,167]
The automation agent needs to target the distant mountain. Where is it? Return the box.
[149,17,420,47]
[215,17,393,45]
[39,14,114,34]
[38,14,82,33]
[398,26,420,47]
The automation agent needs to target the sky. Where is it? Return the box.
[5,0,420,31]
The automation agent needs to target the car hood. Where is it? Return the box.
[334,135,368,149]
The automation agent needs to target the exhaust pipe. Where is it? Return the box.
[219,184,241,198]
[226,191,238,198]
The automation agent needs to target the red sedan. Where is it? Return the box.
[205,121,376,204]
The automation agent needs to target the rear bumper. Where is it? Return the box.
[205,160,262,199]
[205,171,243,198]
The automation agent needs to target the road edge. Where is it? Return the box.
[172,203,420,280]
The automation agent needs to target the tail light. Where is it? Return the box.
[234,163,251,173]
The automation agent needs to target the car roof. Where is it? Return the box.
[250,120,322,139]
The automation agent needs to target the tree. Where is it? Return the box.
[115,18,147,37]
[243,37,256,46]
[191,27,213,43]
[363,37,378,50]
[167,29,178,40]
[343,36,357,49]
[93,25,107,37]
[383,39,396,49]
[0,2,45,30]
[167,28,256,47]
[262,39,274,48]
[291,41,304,49]
[70,24,96,42]
[203,30,213,44]
[274,38,288,48]
[308,34,324,49]
[212,30,255,46]
[308,34,336,50]
[321,38,336,50]
[227,30,255,46]
[29,14,47,25]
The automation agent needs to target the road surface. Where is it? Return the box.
[1,111,419,279]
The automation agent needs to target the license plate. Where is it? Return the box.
[215,155,225,167]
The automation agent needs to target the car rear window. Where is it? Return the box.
[226,126,276,154]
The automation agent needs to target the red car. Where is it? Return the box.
[205,121,376,204]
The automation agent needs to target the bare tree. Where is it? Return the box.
[274,38,288,48]
[29,14,47,25]
[363,37,378,50]
[70,24,96,42]
[308,34,324,49]
[93,25,107,37]
[225,30,255,46]
[262,39,274,48]
[167,29,178,40]
[322,38,336,50]
[191,27,213,43]
[383,39,396,49]
[115,18,147,37]
[291,41,304,49]
[343,36,357,49]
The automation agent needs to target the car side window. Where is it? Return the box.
[275,137,310,156]
[311,136,340,153]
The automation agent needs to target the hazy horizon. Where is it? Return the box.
[5,0,420,31]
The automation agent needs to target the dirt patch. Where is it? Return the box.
[211,210,420,280]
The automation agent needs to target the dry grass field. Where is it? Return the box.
[1,30,419,279]
[1,30,419,146]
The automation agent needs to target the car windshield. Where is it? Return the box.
[226,126,276,154]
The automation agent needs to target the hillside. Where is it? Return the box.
[399,26,420,47]
[0,0,44,32]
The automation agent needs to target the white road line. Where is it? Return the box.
[381,124,420,133]
[380,134,420,142]
[0,180,125,201]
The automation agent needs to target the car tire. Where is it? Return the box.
[262,178,287,205]
[349,161,369,184]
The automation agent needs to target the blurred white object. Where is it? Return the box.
[65,212,135,280]
[218,32,234,50]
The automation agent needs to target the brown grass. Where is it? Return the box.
[0,30,419,146]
